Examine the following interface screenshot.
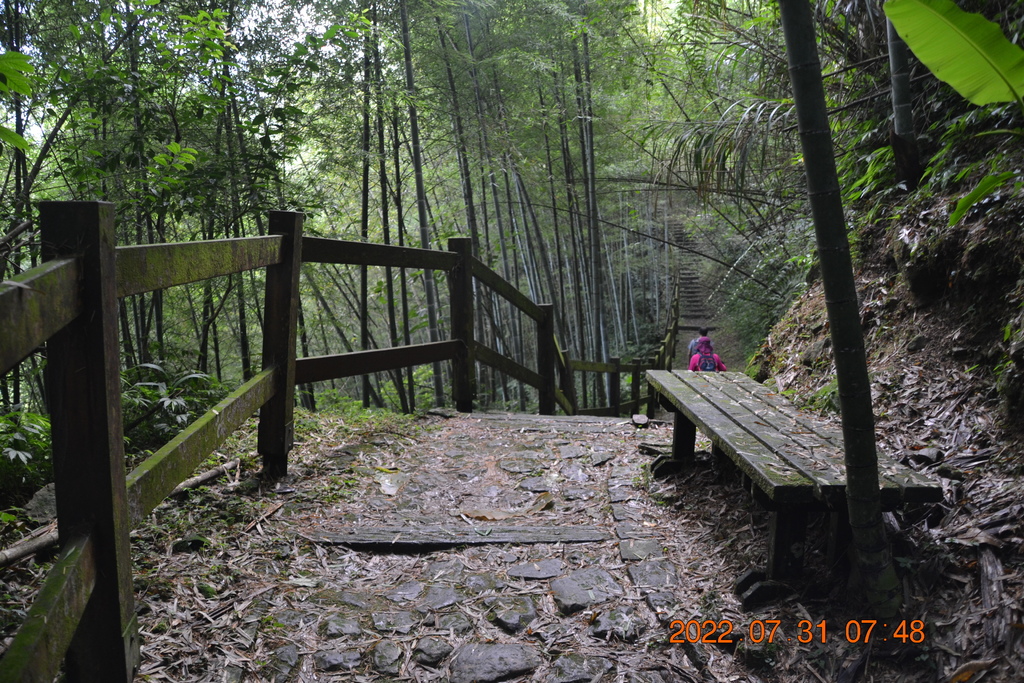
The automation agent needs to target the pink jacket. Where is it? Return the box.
[689,353,727,372]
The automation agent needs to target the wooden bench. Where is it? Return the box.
[646,370,943,582]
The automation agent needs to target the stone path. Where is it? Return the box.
[136,411,769,682]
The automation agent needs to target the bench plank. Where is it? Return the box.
[646,370,815,503]
[692,373,915,508]
[671,371,848,505]
[724,375,942,503]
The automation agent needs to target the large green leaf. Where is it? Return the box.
[884,0,1024,111]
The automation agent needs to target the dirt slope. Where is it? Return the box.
[749,199,1024,681]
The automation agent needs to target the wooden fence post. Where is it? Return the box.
[645,357,657,419]
[258,211,303,478]
[610,357,621,416]
[448,237,475,412]
[40,201,139,682]
[631,360,641,414]
[537,303,556,415]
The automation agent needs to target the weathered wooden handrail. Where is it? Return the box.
[301,236,459,271]
[294,341,462,384]
[0,533,95,683]
[0,258,81,374]
[472,341,544,390]
[468,255,546,322]
[116,236,284,297]
[125,368,278,523]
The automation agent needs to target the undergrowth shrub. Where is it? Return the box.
[0,410,52,509]
[121,362,227,462]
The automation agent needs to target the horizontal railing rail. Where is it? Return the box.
[0,258,82,374]
[294,341,462,384]
[125,368,278,523]
[301,236,459,271]
[115,235,284,297]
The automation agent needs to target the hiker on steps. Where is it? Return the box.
[687,327,710,359]
[689,335,727,372]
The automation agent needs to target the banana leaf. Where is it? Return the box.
[884,0,1024,113]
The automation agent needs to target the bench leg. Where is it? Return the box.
[767,509,807,580]
[672,411,696,463]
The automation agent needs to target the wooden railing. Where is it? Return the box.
[0,203,301,682]
[0,202,676,681]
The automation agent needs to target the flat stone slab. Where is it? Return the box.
[420,585,459,610]
[485,596,537,633]
[628,560,678,591]
[506,558,564,579]
[371,611,418,634]
[371,639,402,674]
[438,611,474,634]
[314,649,361,671]
[449,643,541,683]
[610,504,640,521]
[615,522,656,539]
[320,614,362,638]
[519,476,551,491]
[550,568,624,614]
[590,605,645,642]
[413,635,453,666]
[645,592,679,624]
[609,487,633,503]
[619,538,665,560]
[550,653,614,682]
[314,525,610,547]
[385,580,423,602]
[499,458,543,474]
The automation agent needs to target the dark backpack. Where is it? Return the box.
[697,351,718,371]
[695,339,718,371]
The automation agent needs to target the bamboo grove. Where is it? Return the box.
[2,0,969,490]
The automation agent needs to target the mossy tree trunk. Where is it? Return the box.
[777,0,901,618]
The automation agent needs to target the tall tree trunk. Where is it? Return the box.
[538,85,569,339]
[400,0,445,407]
[573,33,606,404]
[392,110,416,411]
[297,302,316,411]
[436,17,480,254]
[360,11,373,408]
[376,14,410,414]
[778,0,900,618]
[555,76,588,367]
[887,19,921,190]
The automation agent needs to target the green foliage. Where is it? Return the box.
[0,50,33,150]
[884,0,1024,113]
[121,363,227,457]
[806,378,840,414]
[845,145,896,203]
[949,170,1021,225]
[0,410,52,508]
